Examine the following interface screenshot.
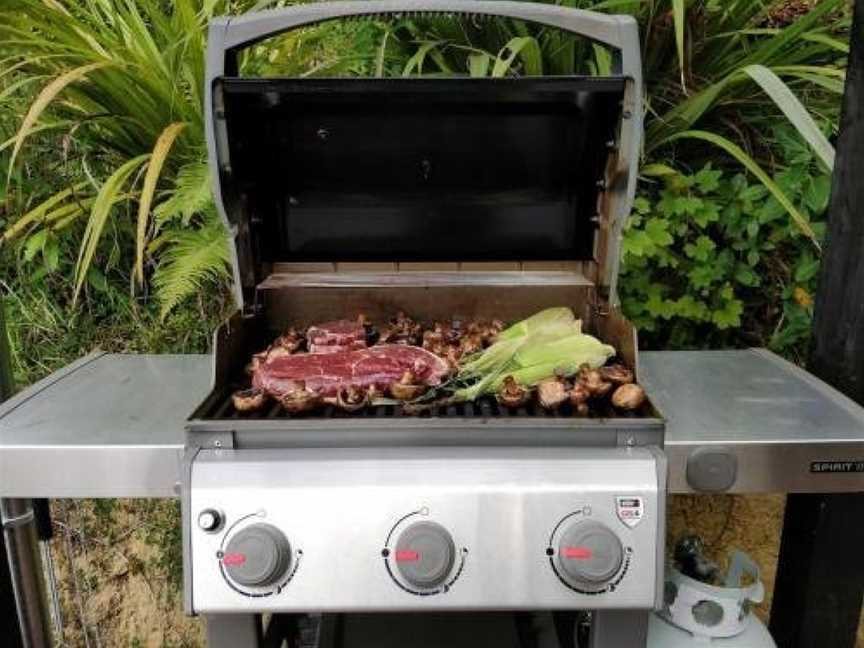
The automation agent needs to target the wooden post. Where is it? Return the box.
[770,1,864,645]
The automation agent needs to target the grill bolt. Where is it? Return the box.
[611,383,646,411]
[536,376,569,410]
[232,388,268,412]
[280,380,322,414]
[389,370,428,401]
[497,375,530,409]
[569,383,591,416]
[579,365,613,399]
[599,364,634,386]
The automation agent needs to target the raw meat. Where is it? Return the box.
[307,319,366,347]
[309,340,367,354]
[253,345,450,398]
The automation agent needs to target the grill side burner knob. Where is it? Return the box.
[198,509,223,533]
[223,524,291,588]
[556,521,623,586]
[394,521,455,589]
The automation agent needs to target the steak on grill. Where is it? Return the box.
[307,319,366,347]
[252,344,450,398]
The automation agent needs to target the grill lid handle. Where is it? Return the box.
[206,0,642,310]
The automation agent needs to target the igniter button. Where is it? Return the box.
[198,509,223,533]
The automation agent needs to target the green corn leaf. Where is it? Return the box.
[493,37,543,77]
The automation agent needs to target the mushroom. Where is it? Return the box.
[460,333,484,357]
[232,388,267,412]
[611,383,646,411]
[389,370,428,401]
[579,365,613,399]
[497,375,530,408]
[279,380,321,414]
[536,376,569,410]
[245,350,269,375]
[599,363,634,386]
[274,327,304,353]
[336,384,369,412]
[569,383,591,416]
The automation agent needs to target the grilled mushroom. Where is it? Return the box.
[536,376,569,410]
[232,388,267,412]
[380,311,423,346]
[611,383,646,411]
[460,333,484,356]
[569,383,591,416]
[274,327,304,353]
[245,350,269,376]
[336,384,369,412]
[599,364,634,386]
[279,380,321,414]
[389,370,428,401]
[579,365,613,399]
[497,375,529,408]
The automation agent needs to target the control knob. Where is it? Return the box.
[556,520,623,586]
[222,523,291,588]
[394,521,455,589]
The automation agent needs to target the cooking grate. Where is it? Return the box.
[201,389,635,421]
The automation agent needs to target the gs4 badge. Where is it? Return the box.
[615,496,644,528]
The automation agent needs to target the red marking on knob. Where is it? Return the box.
[563,547,593,560]
[222,553,247,566]
[395,550,420,562]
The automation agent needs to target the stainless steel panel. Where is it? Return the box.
[189,447,662,613]
[644,349,864,493]
[0,353,210,497]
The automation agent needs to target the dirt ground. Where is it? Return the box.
[47,495,863,647]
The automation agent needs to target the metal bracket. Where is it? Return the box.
[1,507,34,530]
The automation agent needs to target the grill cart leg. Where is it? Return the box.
[588,610,649,648]
[0,499,53,648]
[205,614,262,647]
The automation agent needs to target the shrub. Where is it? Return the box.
[620,124,830,358]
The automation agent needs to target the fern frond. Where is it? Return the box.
[152,220,230,320]
[153,159,212,226]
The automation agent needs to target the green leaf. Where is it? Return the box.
[645,218,674,246]
[23,230,48,262]
[661,130,820,250]
[73,154,150,304]
[684,235,716,262]
[794,255,821,283]
[672,0,687,90]
[43,236,59,272]
[804,175,832,214]
[468,52,490,78]
[734,265,760,287]
[694,165,722,192]
[741,65,835,170]
[87,266,109,292]
[493,37,543,77]
[152,221,230,319]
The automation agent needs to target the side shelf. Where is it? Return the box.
[2,349,864,497]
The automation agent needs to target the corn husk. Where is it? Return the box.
[450,307,615,402]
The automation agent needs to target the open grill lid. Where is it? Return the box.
[206,0,642,313]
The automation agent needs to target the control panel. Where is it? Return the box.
[187,446,664,613]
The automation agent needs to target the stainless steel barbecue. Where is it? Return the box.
[184,2,664,646]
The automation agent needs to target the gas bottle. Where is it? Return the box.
[646,549,778,648]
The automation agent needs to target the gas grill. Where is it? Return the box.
[185,2,664,646]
